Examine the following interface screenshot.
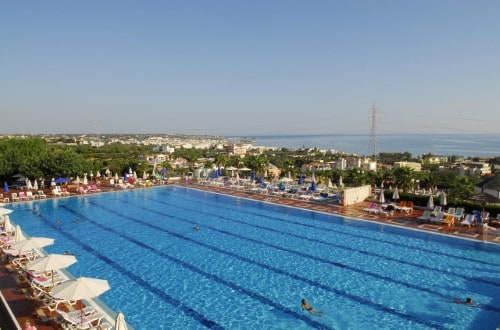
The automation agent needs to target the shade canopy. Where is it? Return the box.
[115,311,128,330]
[310,180,316,192]
[51,277,110,324]
[392,187,400,200]
[379,190,385,204]
[14,225,26,243]
[0,207,13,216]
[427,194,435,209]
[51,277,110,302]
[2,214,12,233]
[10,237,54,254]
[25,254,77,274]
[440,192,447,206]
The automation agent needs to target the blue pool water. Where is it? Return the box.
[8,186,500,329]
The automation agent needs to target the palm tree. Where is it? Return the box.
[394,167,414,193]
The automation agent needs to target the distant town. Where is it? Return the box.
[1,133,499,206]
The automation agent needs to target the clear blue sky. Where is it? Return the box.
[1,1,499,136]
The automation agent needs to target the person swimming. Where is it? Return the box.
[193,226,200,231]
[301,299,323,316]
[454,297,474,306]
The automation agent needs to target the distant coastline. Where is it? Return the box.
[236,133,500,157]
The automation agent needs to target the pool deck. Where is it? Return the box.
[1,180,499,329]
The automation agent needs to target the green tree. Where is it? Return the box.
[394,167,414,193]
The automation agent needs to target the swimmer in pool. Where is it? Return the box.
[301,299,323,316]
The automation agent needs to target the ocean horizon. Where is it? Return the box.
[235,133,500,158]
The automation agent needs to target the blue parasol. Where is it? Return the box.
[54,178,69,184]
[258,176,263,184]
[310,180,316,192]
[298,176,303,185]
[3,181,9,193]
[250,171,256,180]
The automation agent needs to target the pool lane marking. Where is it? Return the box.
[144,194,500,289]
[59,204,332,330]
[28,208,223,329]
[115,196,500,316]
[88,200,452,328]
[163,188,500,268]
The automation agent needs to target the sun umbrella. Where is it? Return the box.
[114,173,119,181]
[238,167,251,172]
[83,174,88,186]
[3,182,9,193]
[143,171,147,180]
[379,190,385,204]
[0,207,13,217]
[10,237,54,254]
[129,167,133,174]
[27,179,33,190]
[133,171,138,180]
[25,253,77,286]
[105,168,111,177]
[327,178,333,189]
[74,176,81,185]
[55,178,69,184]
[440,192,447,206]
[392,187,400,201]
[298,175,304,185]
[226,166,237,176]
[96,170,101,178]
[2,214,12,233]
[33,179,38,191]
[51,277,110,324]
[115,311,128,330]
[427,194,434,209]
[14,225,26,243]
[339,176,344,187]
[311,180,316,192]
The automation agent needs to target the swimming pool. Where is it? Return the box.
[9,186,500,329]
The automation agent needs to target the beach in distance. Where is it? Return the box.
[245,133,500,157]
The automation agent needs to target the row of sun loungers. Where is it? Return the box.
[6,191,47,202]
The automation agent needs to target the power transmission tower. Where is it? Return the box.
[368,102,379,161]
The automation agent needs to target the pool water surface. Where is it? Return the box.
[9,186,500,329]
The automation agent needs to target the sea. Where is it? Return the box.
[236,134,500,158]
